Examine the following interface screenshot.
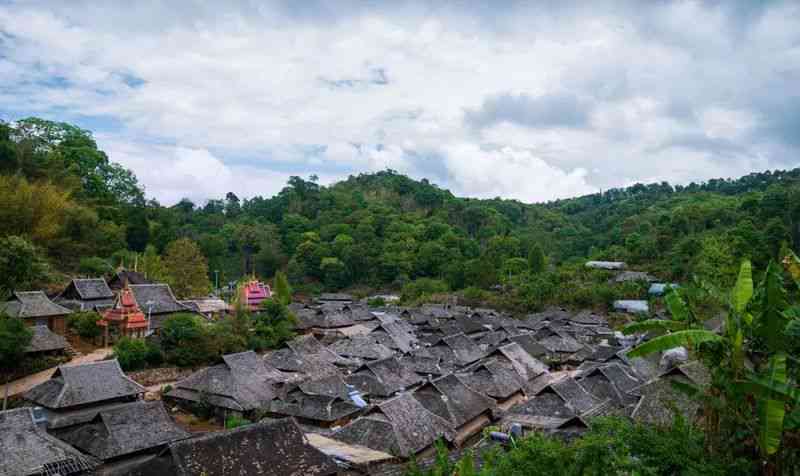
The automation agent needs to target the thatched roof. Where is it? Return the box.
[25,325,68,354]
[55,402,189,461]
[24,359,145,410]
[413,374,495,427]
[127,418,338,476]
[1,291,72,319]
[0,408,99,476]
[332,393,456,457]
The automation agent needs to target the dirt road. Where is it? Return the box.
[5,347,114,397]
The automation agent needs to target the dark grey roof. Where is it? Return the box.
[297,374,350,399]
[614,271,656,283]
[332,393,456,457]
[167,351,284,412]
[578,364,640,407]
[55,402,189,461]
[270,392,361,423]
[25,325,68,353]
[413,374,495,427]
[400,353,449,376]
[24,359,145,410]
[538,332,584,354]
[457,359,523,400]
[0,408,100,476]
[370,321,418,353]
[63,278,113,301]
[129,284,190,315]
[347,357,422,397]
[492,342,549,382]
[133,418,338,476]
[507,392,576,419]
[630,370,701,426]
[108,271,151,290]
[1,291,72,318]
[439,333,486,365]
[509,334,550,358]
[548,377,602,415]
[568,310,607,326]
[328,336,394,361]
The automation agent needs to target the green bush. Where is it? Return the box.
[367,296,386,307]
[78,256,112,276]
[407,417,752,476]
[113,337,162,371]
[160,314,216,367]
[67,312,103,340]
[401,278,448,303]
[225,414,252,429]
[252,299,296,350]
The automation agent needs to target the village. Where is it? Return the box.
[0,262,709,476]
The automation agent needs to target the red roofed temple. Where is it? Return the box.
[99,284,149,346]
[242,280,271,311]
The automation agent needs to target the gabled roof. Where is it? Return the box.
[491,342,549,382]
[329,336,395,361]
[347,357,422,397]
[128,284,191,315]
[108,271,151,289]
[0,408,99,476]
[333,393,456,457]
[413,374,495,428]
[168,351,284,412]
[370,321,418,353]
[55,402,189,461]
[457,358,523,400]
[545,377,602,415]
[508,334,550,358]
[132,418,338,476]
[24,359,145,410]
[399,353,449,376]
[578,364,641,407]
[1,291,72,318]
[270,392,362,423]
[25,325,68,353]
[62,278,114,301]
[438,333,486,365]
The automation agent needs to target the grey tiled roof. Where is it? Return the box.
[332,392,456,457]
[23,359,145,409]
[66,278,114,300]
[413,373,496,427]
[129,284,191,315]
[25,325,68,353]
[1,291,72,318]
[347,357,422,397]
[55,401,189,461]
[0,408,100,476]
[127,418,338,476]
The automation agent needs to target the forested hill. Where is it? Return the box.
[2,117,799,309]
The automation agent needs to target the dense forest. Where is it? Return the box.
[1,117,799,309]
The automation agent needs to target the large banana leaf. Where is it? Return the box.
[732,260,753,314]
[757,353,787,456]
[664,289,689,322]
[627,330,721,358]
[755,261,790,353]
[622,319,686,335]
[783,251,800,289]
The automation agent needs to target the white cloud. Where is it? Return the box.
[1,1,799,204]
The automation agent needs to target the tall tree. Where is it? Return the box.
[163,238,211,298]
[272,271,292,305]
[528,244,546,274]
[0,235,49,295]
[0,315,32,409]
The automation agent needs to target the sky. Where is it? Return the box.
[1,0,799,205]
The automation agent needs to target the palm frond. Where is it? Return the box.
[732,259,753,314]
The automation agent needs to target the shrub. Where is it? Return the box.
[113,337,162,371]
[78,256,112,276]
[401,278,448,303]
[225,415,252,429]
[367,296,386,307]
[160,314,216,367]
[67,312,103,340]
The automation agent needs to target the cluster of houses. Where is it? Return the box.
[2,292,711,476]
[0,271,240,353]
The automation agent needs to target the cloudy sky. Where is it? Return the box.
[2,1,799,205]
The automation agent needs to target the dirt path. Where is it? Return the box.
[6,347,114,397]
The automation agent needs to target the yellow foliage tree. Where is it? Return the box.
[163,238,211,298]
